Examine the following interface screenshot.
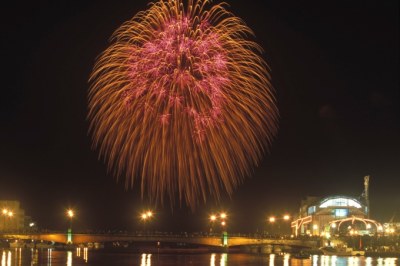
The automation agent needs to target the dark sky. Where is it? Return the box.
[1,0,398,233]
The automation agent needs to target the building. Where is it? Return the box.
[291,176,383,237]
[0,200,27,232]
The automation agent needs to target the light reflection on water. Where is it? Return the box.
[140,253,151,266]
[0,248,398,265]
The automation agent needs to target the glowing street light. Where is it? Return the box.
[7,211,13,218]
[283,215,290,221]
[220,213,227,219]
[210,215,217,222]
[221,221,226,227]
[141,210,154,221]
[67,209,74,219]
[269,216,276,223]
[66,209,75,244]
[140,210,155,235]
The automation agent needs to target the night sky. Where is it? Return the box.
[1,0,398,233]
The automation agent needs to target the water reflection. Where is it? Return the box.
[140,253,151,266]
[0,249,399,265]
[377,257,398,266]
[83,247,88,263]
[312,255,318,266]
[210,253,216,266]
[67,251,72,266]
[46,249,52,266]
[1,251,11,266]
[283,254,290,266]
[31,248,38,265]
[269,253,275,266]
[220,253,227,266]
[209,253,228,266]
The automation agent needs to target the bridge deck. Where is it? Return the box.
[1,234,317,248]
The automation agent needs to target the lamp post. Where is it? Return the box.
[219,212,228,247]
[2,209,8,232]
[2,210,14,233]
[268,214,290,237]
[209,215,217,235]
[66,209,74,244]
[140,210,154,235]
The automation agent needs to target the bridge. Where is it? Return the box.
[1,233,318,248]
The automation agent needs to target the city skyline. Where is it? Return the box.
[1,0,399,233]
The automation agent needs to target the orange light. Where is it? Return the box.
[210,215,217,221]
[269,216,275,223]
[283,215,290,220]
[220,213,227,219]
[221,221,226,226]
[67,209,74,218]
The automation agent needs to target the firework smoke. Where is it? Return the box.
[88,0,278,208]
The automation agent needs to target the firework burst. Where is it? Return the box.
[88,0,278,208]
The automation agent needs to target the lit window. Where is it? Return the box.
[334,209,348,217]
[319,197,361,209]
[308,206,316,215]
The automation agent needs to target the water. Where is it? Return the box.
[0,248,398,266]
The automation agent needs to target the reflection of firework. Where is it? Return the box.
[88,0,278,208]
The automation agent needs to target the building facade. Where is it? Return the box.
[291,195,382,237]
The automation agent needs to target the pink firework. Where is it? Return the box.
[89,0,278,208]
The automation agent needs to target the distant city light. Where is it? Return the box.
[283,215,290,220]
[269,217,275,223]
[210,215,217,221]
[220,213,227,219]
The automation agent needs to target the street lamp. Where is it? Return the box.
[209,214,217,235]
[208,211,228,236]
[67,210,74,219]
[268,215,292,237]
[66,209,74,244]
[140,210,154,235]
[2,209,10,232]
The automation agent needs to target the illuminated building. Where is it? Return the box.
[291,176,383,237]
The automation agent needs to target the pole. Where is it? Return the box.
[364,176,370,218]
[67,218,73,244]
